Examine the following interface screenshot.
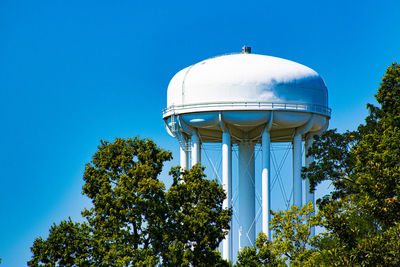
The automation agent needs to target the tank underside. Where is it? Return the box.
[164,109,329,143]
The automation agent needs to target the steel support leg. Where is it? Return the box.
[222,132,232,261]
[293,133,302,207]
[180,146,188,171]
[305,134,315,236]
[238,142,255,249]
[191,132,201,167]
[262,131,271,239]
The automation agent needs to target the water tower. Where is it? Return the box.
[162,47,330,261]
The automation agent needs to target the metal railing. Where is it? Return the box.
[163,101,331,117]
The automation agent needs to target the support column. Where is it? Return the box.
[305,134,315,236]
[180,146,188,171]
[305,135,314,205]
[238,142,255,249]
[292,133,302,207]
[191,132,201,167]
[262,130,271,239]
[222,131,232,261]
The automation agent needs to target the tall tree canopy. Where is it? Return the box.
[304,62,400,265]
[28,137,231,266]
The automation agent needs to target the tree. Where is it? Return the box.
[236,203,320,266]
[28,219,93,266]
[163,166,231,266]
[235,233,282,267]
[302,63,400,265]
[268,203,320,265]
[81,137,170,265]
[28,137,231,266]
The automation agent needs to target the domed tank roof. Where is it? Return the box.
[164,52,330,118]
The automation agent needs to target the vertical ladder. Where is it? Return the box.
[170,115,190,152]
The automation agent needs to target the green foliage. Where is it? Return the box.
[351,63,400,229]
[81,137,171,265]
[28,219,93,266]
[28,137,231,266]
[163,165,231,266]
[235,232,283,266]
[311,222,400,266]
[269,203,320,265]
[302,63,400,265]
[301,129,359,197]
[236,203,319,266]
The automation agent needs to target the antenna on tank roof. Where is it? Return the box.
[242,46,251,54]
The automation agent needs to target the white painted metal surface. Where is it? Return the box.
[305,135,314,205]
[222,131,232,260]
[166,54,328,111]
[238,142,255,248]
[292,133,302,207]
[261,113,273,238]
[180,146,188,170]
[191,132,200,166]
[305,134,315,236]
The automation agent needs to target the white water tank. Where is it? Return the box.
[163,52,330,142]
[163,48,330,262]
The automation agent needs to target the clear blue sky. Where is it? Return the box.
[1,0,399,265]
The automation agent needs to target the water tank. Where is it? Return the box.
[163,52,330,142]
[162,48,330,262]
